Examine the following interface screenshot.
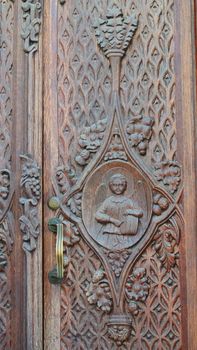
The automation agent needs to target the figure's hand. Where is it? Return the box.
[110,218,122,227]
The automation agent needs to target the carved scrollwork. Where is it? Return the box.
[126,115,154,155]
[93,4,138,57]
[154,161,181,194]
[19,155,41,252]
[21,0,42,53]
[86,268,113,313]
[153,219,180,271]
[75,119,107,166]
[125,267,149,316]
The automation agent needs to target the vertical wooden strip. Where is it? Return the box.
[180,1,197,348]
[43,2,60,349]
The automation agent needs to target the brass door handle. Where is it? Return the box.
[48,217,64,284]
[56,223,64,279]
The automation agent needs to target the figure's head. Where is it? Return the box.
[109,174,127,195]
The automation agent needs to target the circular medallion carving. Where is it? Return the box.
[82,161,152,250]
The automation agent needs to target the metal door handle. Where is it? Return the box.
[48,217,64,284]
[56,223,64,279]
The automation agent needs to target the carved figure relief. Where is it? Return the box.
[55,1,183,348]
[82,162,152,250]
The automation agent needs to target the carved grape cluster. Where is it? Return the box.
[93,5,138,56]
[126,115,154,155]
[75,119,107,166]
[0,170,10,201]
[21,160,41,201]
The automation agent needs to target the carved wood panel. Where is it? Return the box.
[48,0,184,348]
[0,2,14,349]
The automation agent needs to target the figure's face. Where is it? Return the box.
[110,179,127,195]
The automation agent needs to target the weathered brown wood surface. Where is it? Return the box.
[0,1,197,349]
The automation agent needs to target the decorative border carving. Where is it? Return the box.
[19,155,41,252]
[21,0,42,53]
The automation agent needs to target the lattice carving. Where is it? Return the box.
[0,2,14,349]
[128,237,181,349]
[120,0,177,166]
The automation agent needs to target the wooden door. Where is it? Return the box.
[1,1,197,349]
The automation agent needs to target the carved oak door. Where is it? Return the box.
[1,1,197,350]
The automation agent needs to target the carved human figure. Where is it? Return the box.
[95,174,143,237]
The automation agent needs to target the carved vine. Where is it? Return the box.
[125,267,149,316]
[153,219,180,271]
[19,155,41,252]
[126,115,154,155]
[75,119,107,166]
[93,4,138,57]
[154,161,181,194]
[86,268,112,313]
[21,0,42,53]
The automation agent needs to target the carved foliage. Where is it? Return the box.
[125,267,149,315]
[126,115,154,155]
[153,219,180,271]
[154,161,181,194]
[21,0,42,53]
[86,268,112,313]
[19,155,41,252]
[93,4,138,56]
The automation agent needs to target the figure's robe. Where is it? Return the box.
[95,195,142,236]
